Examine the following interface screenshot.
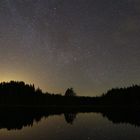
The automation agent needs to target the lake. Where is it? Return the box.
[0,109,140,140]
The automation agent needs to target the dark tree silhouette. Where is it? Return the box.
[0,81,140,130]
[100,85,140,105]
[65,88,76,96]
[0,81,140,109]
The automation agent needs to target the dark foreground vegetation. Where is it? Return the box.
[0,81,140,108]
[0,81,140,130]
[0,81,97,106]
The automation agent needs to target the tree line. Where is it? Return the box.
[0,81,97,106]
[100,85,140,105]
[0,81,140,107]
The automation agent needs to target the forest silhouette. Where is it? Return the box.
[0,81,140,107]
[0,81,140,130]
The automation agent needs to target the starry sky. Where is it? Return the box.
[0,0,140,96]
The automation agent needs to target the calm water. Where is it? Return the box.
[0,111,140,140]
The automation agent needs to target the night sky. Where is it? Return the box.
[0,0,140,96]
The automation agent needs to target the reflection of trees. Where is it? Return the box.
[1,108,140,130]
[0,108,62,130]
[0,109,78,130]
[64,113,77,124]
[0,108,78,130]
[101,110,140,127]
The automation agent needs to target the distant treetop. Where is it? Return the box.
[0,81,38,95]
[65,88,76,96]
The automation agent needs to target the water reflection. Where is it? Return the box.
[64,113,77,124]
[102,110,140,127]
[0,108,140,130]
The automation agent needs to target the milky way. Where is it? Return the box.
[0,0,140,96]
